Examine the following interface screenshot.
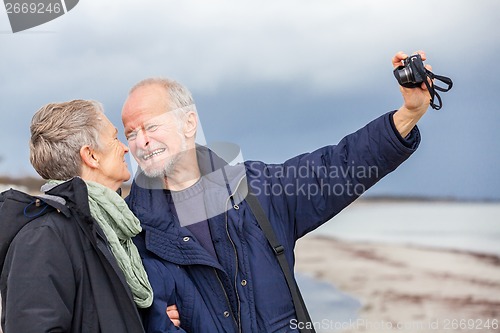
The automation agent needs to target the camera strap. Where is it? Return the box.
[416,66,453,110]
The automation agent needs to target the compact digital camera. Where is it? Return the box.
[393,53,453,110]
[393,54,427,88]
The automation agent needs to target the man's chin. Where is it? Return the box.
[136,160,162,177]
[140,166,165,178]
[138,154,180,178]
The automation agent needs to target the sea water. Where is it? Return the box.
[296,273,362,332]
[312,201,500,256]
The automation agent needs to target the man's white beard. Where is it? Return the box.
[142,139,188,178]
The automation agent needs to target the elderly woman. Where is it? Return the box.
[0,100,167,332]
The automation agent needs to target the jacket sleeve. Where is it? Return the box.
[2,224,75,333]
[246,111,420,240]
[140,259,187,333]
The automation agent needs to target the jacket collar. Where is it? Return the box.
[0,177,92,274]
[41,177,91,218]
[128,146,248,268]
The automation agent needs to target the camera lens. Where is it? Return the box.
[395,67,414,85]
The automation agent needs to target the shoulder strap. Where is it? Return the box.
[245,192,316,333]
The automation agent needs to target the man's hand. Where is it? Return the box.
[392,50,432,138]
[166,304,181,327]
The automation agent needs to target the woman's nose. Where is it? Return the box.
[121,141,130,153]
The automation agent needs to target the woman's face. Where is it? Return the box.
[93,115,131,190]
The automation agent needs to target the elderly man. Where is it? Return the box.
[122,51,432,333]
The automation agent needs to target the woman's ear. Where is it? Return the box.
[80,145,99,169]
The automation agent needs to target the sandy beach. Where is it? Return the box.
[295,235,500,333]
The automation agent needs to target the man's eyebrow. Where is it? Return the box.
[124,126,141,137]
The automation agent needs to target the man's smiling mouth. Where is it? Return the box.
[143,148,166,160]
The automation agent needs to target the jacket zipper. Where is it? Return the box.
[223,175,246,333]
[225,210,242,333]
[214,268,239,330]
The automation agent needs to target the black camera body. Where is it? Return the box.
[393,54,427,88]
[392,53,453,110]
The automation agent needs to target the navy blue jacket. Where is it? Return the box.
[126,112,420,333]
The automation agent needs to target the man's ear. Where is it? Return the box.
[184,111,198,139]
[80,145,99,169]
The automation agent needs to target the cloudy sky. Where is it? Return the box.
[1,0,498,200]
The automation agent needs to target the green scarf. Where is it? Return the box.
[48,179,153,308]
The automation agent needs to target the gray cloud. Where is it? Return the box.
[0,0,498,199]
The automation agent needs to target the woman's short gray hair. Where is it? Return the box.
[29,99,105,180]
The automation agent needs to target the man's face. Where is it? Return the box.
[122,85,187,177]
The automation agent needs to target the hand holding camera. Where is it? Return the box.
[393,52,453,110]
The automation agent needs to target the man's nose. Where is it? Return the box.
[135,130,150,148]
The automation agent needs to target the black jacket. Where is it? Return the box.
[0,177,145,333]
